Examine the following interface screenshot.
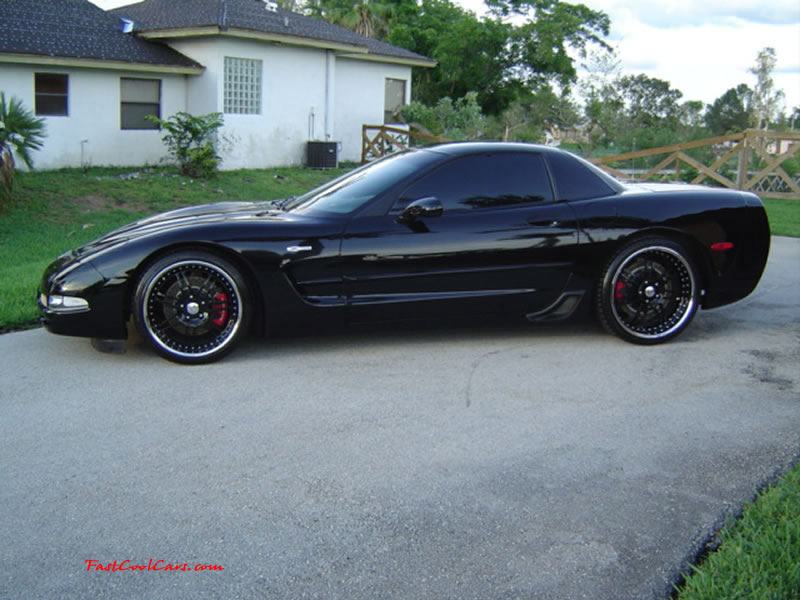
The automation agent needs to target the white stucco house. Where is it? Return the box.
[0,0,435,170]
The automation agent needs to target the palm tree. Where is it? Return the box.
[312,0,394,39]
[0,93,46,199]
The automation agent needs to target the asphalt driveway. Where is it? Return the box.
[1,236,798,600]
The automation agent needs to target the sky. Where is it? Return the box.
[91,0,800,110]
[459,0,800,110]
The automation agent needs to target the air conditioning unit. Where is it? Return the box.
[307,142,338,169]
[263,0,278,12]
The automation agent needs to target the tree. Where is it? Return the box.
[0,93,46,200]
[314,0,611,116]
[749,47,784,129]
[578,47,624,149]
[488,0,611,88]
[490,86,580,142]
[705,84,753,135]
[615,74,683,128]
[308,0,395,38]
[678,100,705,138]
[385,0,515,112]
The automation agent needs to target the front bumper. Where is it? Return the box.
[38,257,128,340]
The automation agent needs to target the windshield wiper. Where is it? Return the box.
[256,196,296,216]
[272,196,296,211]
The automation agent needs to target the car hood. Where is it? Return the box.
[68,200,297,260]
[120,200,279,232]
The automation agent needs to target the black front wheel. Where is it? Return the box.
[132,251,250,364]
[597,238,699,344]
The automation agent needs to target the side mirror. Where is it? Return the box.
[397,197,443,223]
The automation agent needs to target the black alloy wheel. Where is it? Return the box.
[597,237,699,344]
[133,251,249,363]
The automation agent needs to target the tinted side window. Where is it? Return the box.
[547,151,616,200]
[399,153,553,212]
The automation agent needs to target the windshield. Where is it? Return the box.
[285,150,434,215]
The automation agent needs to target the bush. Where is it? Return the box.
[0,92,46,200]
[146,112,224,178]
[401,92,486,140]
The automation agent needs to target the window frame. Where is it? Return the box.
[384,78,406,124]
[34,73,69,117]
[223,56,263,115]
[120,77,161,130]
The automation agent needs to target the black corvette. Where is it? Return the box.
[39,142,770,363]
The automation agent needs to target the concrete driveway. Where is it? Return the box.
[1,236,798,600]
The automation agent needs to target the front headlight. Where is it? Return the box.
[42,294,90,313]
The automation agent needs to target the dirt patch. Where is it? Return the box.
[74,195,111,212]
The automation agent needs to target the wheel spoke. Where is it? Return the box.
[140,258,245,361]
[607,244,696,341]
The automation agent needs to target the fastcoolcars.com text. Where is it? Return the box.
[85,559,224,572]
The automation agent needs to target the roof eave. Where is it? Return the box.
[337,52,437,68]
[139,27,369,54]
[0,52,203,75]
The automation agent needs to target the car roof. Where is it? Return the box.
[421,141,564,157]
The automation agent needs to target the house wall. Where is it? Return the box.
[333,58,411,162]
[171,39,413,168]
[0,63,186,169]
[171,37,329,169]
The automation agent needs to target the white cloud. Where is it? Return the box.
[590,0,800,28]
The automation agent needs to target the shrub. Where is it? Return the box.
[401,92,486,140]
[146,112,224,178]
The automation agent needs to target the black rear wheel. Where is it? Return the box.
[597,238,699,344]
[133,251,249,363]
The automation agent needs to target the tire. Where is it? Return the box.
[132,251,249,364]
[596,237,699,345]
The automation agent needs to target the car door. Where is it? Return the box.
[340,151,580,323]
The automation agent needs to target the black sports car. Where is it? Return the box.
[39,142,770,363]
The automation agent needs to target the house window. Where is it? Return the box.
[384,78,406,123]
[120,78,160,130]
[35,73,68,116]
[224,57,262,114]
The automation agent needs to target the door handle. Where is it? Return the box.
[528,219,561,227]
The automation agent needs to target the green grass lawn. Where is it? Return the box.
[675,461,800,600]
[763,197,800,237]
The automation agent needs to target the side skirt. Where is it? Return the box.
[525,291,585,322]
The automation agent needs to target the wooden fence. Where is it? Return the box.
[589,129,800,200]
[361,124,449,163]
[362,125,800,200]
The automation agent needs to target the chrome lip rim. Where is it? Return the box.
[610,246,696,340]
[143,260,242,359]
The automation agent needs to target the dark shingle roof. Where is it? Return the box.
[0,0,201,69]
[111,0,434,64]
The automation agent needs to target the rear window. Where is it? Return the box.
[547,151,620,201]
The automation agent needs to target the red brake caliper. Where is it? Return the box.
[614,281,626,302]
[212,293,229,326]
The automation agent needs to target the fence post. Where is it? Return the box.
[736,132,750,190]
